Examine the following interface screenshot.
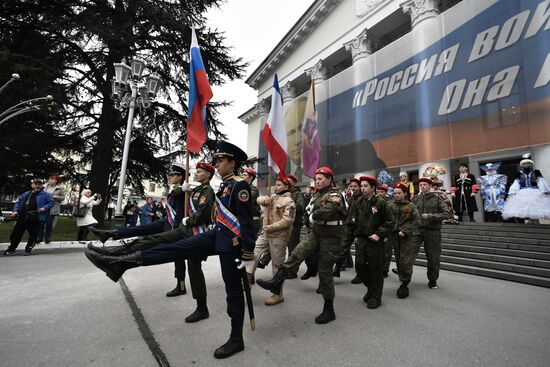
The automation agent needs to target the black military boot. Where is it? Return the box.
[300,265,317,280]
[89,227,121,244]
[166,278,187,297]
[351,275,362,284]
[315,299,336,324]
[84,250,142,282]
[257,254,271,269]
[87,243,130,256]
[185,298,209,323]
[213,324,244,359]
[396,282,409,299]
[256,267,286,294]
[332,263,341,278]
[367,297,381,309]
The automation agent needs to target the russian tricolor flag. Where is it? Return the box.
[187,28,213,154]
[261,74,287,175]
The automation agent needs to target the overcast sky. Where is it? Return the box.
[206,0,315,151]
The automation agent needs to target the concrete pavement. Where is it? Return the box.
[1,247,549,367]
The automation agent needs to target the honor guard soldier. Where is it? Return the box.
[84,141,256,359]
[350,176,394,309]
[88,162,216,322]
[387,183,420,298]
[256,167,347,324]
[241,168,261,237]
[333,177,361,279]
[91,162,190,295]
[412,178,452,289]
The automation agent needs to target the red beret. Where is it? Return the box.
[393,183,408,192]
[316,167,334,177]
[359,176,377,186]
[418,178,432,184]
[287,174,298,183]
[196,162,215,175]
[349,178,360,185]
[243,167,256,178]
[376,185,388,191]
[277,174,292,187]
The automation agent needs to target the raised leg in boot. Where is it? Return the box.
[256,267,286,294]
[84,250,142,282]
[315,298,336,324]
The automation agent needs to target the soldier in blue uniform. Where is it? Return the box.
[84,141,255,359]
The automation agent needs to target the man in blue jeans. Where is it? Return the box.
[4,179,54,256]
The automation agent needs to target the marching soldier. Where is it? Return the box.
[333,177,361,279]
[350,176,394,309]
[386,183,420,298]
[85,141,256,359]
[88,162,216,322]
[376,184,393,278]
[412,178,452,289]
[256,167,347,324]
[242,168,261,237]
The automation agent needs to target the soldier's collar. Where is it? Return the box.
[222,173,243,182]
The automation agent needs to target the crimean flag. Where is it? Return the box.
[186,27,213,154]
[260,74,287,175]
[301,80,320,178]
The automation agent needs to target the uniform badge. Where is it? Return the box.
[223,185,232,197]
[193,192,200,201]
[232,237,240,246]
[372,206,378,214]
[238,190,249,202]
[199,196,206,205]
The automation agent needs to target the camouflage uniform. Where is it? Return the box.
[124,182,215,300]
[280,186,347,300]
[340,192,361,268]
[386,200,421,285]
[250,185,262,238]
[287,186,305,255]
[350,195,394,304]
[412,192,452,284]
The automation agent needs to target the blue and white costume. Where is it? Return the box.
[477,162,507,213]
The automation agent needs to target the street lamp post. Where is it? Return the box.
[111,57,161,215]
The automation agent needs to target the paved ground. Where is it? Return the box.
[1,245,549,367]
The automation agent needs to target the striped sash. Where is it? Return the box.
[165,202,176,228]
[214,196,241,238]
[188,195,209,235]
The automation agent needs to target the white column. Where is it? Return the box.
[400,0,440,29]
[281,81,296,104]
[343,28,377,64]
[533,144,550,177]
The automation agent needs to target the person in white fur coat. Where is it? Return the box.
[502,153,550,223]
[76,189,102,242]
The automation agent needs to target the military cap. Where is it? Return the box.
[287,174,298,184]
[243,167,257,178]
[196,162,215,175]
[376,184,388,191]
[315,167,334,177]
[169,163,186,176]
[214,141,247,163]
[349,178,360,185]
[393,183,408,192]
[359,175,378,186]
[277,174,292,187]
[418,177,432,184]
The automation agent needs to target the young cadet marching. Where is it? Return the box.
[84,141,255,359]
[376,184,393,278]
[246,175,295,306]
[90,162,189,295]
[88,162,216,322]
[412,177,452,289]
[386,183,421,299]
[256,167,347,324]
[333,177,361,279]
[241,168,262,237]
[349,176,394,309]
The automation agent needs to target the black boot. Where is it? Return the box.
[166,278,187,297]
[315,299,336,324]
[185,298,209,323]
[332,263,341,278]
[351,275,362,284]
[300,265,317,280]
[213,324,244,359]
[84,250,142,282]
[256,268,286,294]
[87,243,130,256]
[396,282,409,299]
[89,227,121,244]
[257,254,271,269]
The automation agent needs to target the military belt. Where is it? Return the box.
[253,216,261,220]
[315,220,343,226]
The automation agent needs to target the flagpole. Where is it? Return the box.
[267,168,272,196]
[184,151,190,217]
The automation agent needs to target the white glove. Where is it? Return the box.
[182,217,189,226]
[309,213,314,224]
[181,183,191,192]
[235,258,253,270]
[305,202,314,215]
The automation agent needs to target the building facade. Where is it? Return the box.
[240,0,550,220]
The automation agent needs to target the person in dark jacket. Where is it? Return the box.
[3,179,54,256]
[452,163,478,222]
